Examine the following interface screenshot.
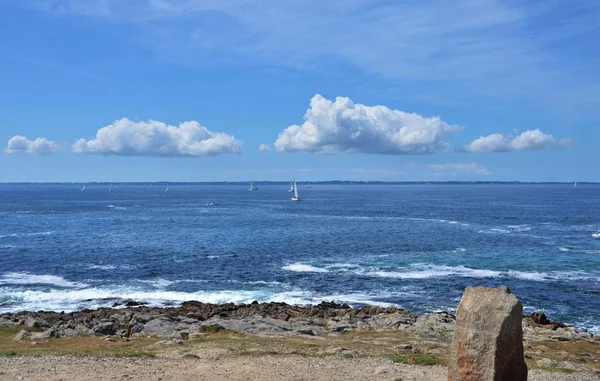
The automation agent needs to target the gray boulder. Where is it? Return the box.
[448,286,527,381]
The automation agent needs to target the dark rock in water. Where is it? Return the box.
[449,286,527,381]
[531,312,550,325]
[526,312,566,331]
[112,300,148,308]
[124,300,147,307]
[318,301,350,309]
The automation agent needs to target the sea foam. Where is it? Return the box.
[282,263,329,273]
[0,272,86,288]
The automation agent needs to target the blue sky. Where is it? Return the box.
[0,0,598,182]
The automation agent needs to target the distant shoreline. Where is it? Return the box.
[1,181,598,185]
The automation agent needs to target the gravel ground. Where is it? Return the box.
[0,352,598,381]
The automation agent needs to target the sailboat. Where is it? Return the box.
[288,181,294,192]
[108,183,113,192]
[574,182,578,188]
[81,183,86,191]
[306,182,311,188]
[291,180,301,202]
[249,182,258,191]
[165,183,169,192]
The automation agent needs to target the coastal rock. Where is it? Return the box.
[93,322,116,336]
[448,286,527,381]
[30,328,57,340]
[142,317,180,338]
[408,312,455,340]
[536,358,558,368]
[13,329,32,341]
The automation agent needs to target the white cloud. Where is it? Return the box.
[5,136,62,155]
[72,118,242,157]
[462,129,565,153]
[273,94,461,154]
[258,144,272,152]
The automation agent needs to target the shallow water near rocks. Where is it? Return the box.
[1,183,599,332]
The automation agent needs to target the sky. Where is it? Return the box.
[0,0,598,182]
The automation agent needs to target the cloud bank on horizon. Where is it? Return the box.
[462,129,572,153]
[72,118,242,157]
[5,96,572,159]
[268,95,571,155]
[5,136,62,155]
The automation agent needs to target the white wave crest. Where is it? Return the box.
[0,272,87,288]
[87,264,117,270]
[558,247,600,254]
[368,265,501,279]
[507,225,532,232]
[0,232,52,239]
[592,232,600,239]
[506,270,548,282]
[137,279,177,288]
[363,264,600,283]
[283,263,329,273]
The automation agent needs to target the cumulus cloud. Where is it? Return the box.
[5,135,62,155]
[72,118,242,157]
[461,129,568,153]
[258,144,272,152]
[273,95,461,154]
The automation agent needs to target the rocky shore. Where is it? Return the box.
[0,301,595,344]
[1,301,599,379]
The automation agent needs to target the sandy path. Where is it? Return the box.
[1,352,598,381]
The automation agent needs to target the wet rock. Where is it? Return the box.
[448,286,527,381]
[531,312,550,325]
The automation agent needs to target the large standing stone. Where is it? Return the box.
[448,286,527,381]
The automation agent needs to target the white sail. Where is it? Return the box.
[288,181,294,192]
[165,183,169,192]
[109,183,113,191]
[81,183,86,191]
[292,180,301,201]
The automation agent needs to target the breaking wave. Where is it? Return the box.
[0,272,87,288]
[283,263,329,273]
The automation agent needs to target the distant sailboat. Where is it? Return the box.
[288,181,294,192]
[81,183,86,192]
[574,182,578,188]
[109,183,113,192]
[306,182,311,188]
[165,183,169,192]
[291,180,301,202]
[249,182,258,191]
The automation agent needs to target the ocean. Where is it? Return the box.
[1,183,599,332]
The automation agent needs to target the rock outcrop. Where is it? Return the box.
[448,286,527,381]
[0,299,594,346]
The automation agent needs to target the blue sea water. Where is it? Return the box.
[1,183,599,332]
